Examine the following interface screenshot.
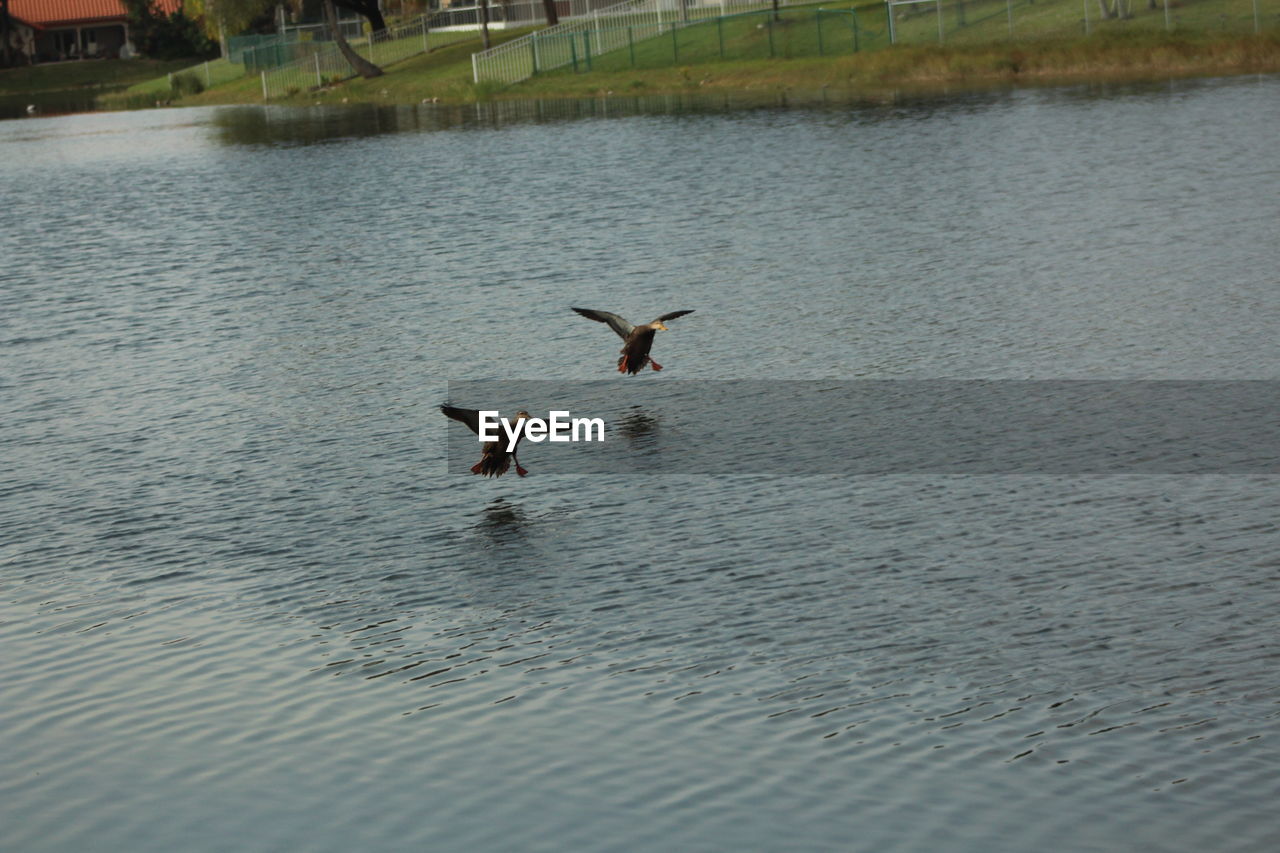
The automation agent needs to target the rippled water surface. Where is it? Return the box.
[3,79,1280,852]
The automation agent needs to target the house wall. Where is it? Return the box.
[32,23,128,62]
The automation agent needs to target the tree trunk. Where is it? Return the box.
[324,0,383,79]
[541,0,559,26]
[480,0,491,50]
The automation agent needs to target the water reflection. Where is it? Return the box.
[4,73,1280,853]
[207,89,995,146]
[205,75,1270,148]
[616,406,661,445]
[1,89,101,121]
[472,497,530,544]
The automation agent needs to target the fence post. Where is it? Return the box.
[261,70,268,100]
[315,53,322,87]
[583,31,592,71]
[671,21,678,62]
[570,36,578,73]
[531,33,539,75]
[472,52,479,84]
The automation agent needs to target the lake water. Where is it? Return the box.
[3,78,1279,852]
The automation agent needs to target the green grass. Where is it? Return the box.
[12,0,1279,112]
[118,57,246,94]
[529,9,885,74]
[0,58,196,94]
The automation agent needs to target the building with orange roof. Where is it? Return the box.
[5,0,184,64]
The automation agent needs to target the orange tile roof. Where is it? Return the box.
[10,0,184,27]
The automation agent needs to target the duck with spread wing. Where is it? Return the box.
[571,308,694,375]
[441,405,531,478]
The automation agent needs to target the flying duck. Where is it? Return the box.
[571,308,694,375]
[441,405,531,478]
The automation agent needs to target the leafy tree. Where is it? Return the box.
[123,0,218,59]
[182,0,278,42]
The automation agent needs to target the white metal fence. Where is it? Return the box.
[437,0,654,28]
[260,14,479,99]
[470,0,805,84]
[885,0,1275,44]
[251,8,498,78]
[166,59,245,91]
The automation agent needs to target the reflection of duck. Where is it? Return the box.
[571,308,694,374]
[617,407,660,442]
[441,405,531,477]
[476,498,528,540]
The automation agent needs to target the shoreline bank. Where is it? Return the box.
[6,30,1279,118]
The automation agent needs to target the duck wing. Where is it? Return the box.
[572,307,635,341]
[653,310,695,324]
[441,405,482,435]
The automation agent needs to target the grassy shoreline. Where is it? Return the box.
[8,25,1280,115]
[158,28,1280,110]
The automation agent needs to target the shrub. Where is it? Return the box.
[170,72,205,96]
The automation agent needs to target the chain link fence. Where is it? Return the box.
[471,0,812,84]
[527,8,883,70]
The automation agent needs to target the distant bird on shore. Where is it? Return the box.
[441,405,531,478]
[571,308,694,375]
